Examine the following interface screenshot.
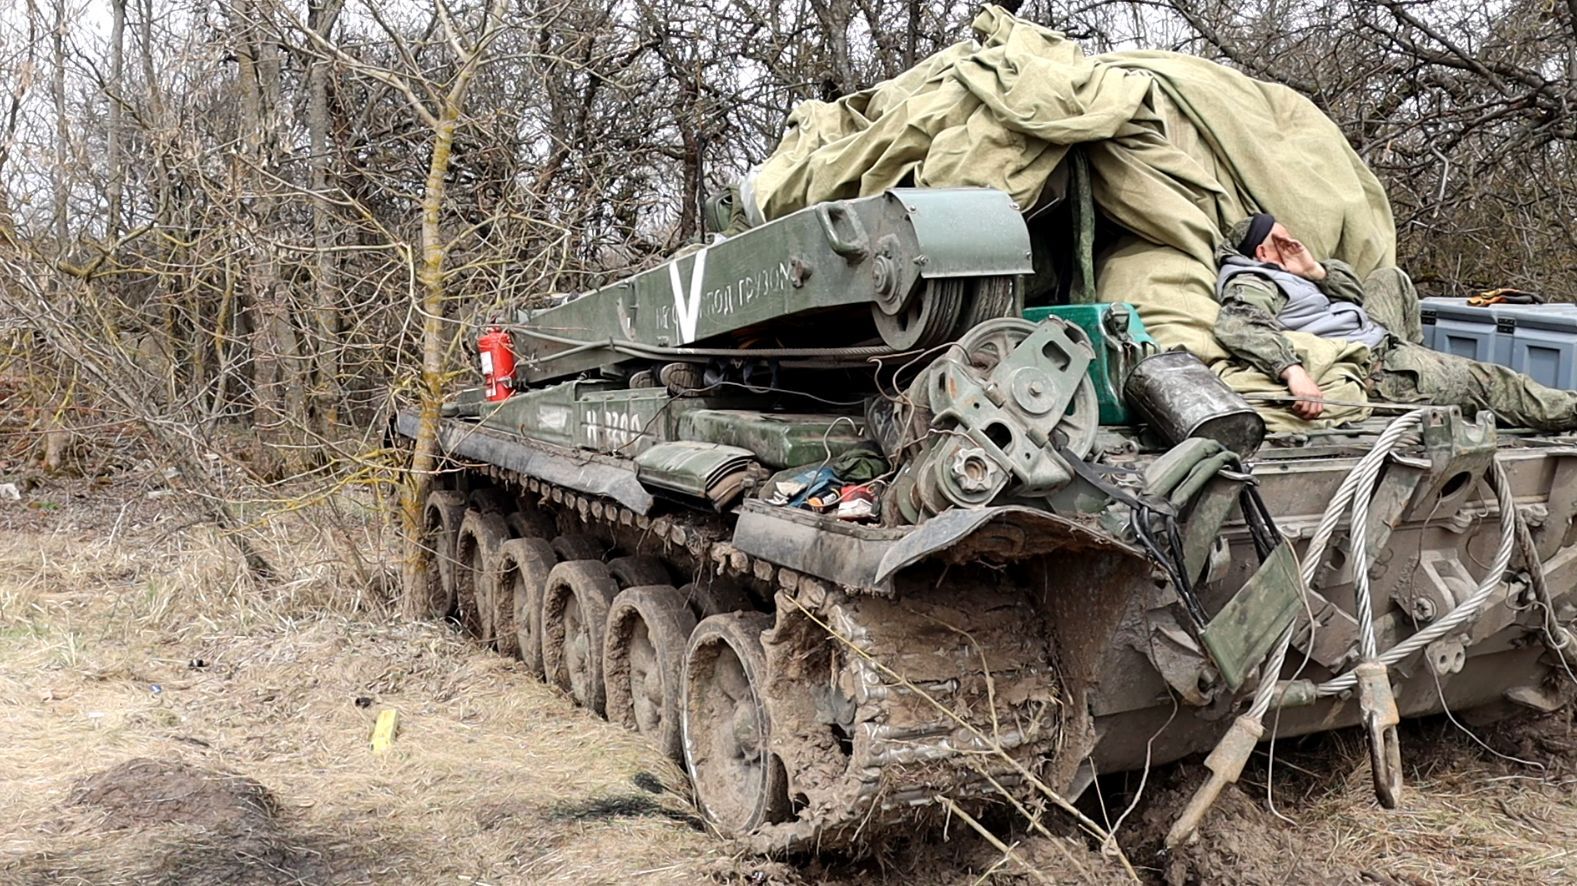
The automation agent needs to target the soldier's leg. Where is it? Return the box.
[1362,268,1423,345]
[1376,343,1577,431]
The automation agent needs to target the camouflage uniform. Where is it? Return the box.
[1214,230,1577,432]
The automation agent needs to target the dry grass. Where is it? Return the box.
[1112,703,1577,884]
[1279,724,1577,884]
[6,476,1577,884]
[0,480,742,885]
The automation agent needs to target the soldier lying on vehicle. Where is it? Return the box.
[1215,213,1577,430]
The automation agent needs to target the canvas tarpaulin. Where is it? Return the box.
[749,5,1397,429]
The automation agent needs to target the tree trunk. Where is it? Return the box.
[106,0,126,239]
[50,0,68,251]
[232,0,306,476]
[400,0,512,606]
[903,0,921,67]
[44,0,71,474]
[809,0,856,98]
[0,7,39,229]
[307,0,345,437]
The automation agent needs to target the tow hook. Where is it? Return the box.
[1164,713,1264,848]
[1355,660,1403,808]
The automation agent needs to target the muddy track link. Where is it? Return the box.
[452,460,1064,853]
[755,580,1059,852]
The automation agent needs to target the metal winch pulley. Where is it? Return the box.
[872,277,966,350]
[904,317,1100,515]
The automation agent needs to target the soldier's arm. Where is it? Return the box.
[1215,275,1303,380]
[1315,258,1366,304]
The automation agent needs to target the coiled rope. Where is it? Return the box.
[1246,408,1518,721]
[1170,407,1523,847]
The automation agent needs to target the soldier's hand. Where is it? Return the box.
[1280,364,1325,419]
[1272,233,1326,281]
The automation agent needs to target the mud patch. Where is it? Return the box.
[1486,700,1577,769]
[1100,713,1577,885]
[68,757,277,831]
[783,824,1131,885]
[632,770,666,793]
[1134,772,1354,886]
[1,757,351,886]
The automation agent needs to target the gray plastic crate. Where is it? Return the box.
[1505,306,1577,390]
[1423,297,1509,365]
[1419,299,1450,349]
[1419,298,1577,391]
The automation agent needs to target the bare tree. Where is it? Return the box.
[2,0,1572,593]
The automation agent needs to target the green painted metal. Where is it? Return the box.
[1022,302,1156,424]
[884,189,1031,278]
[1200,542,1305,691]
[479,379,611,447]
[480,380,728,455]
[575,387,677,456]
[635,441,759,504]
[479,380,866,466]
[512,188,1032,384]
[443,385,488,418]
[677,409,867,469]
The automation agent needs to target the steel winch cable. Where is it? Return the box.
[1243,409,1516,714]
[508,323,901,361]
[1168,407,1524,847]
[1296,412,1517,698]
[1245,409,1429,723]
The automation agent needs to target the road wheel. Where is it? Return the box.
[682,613,791,838]
[454,509,510,640]
[608,555,670,589]
[494,537,556,673]
[410,490,466,619]
[468,487,513,514]
[542,559,620,715]
[604,585,697,759]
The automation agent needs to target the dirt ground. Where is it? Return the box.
[5,473,1577,884]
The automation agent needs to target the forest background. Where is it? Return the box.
[1,0,1574,575]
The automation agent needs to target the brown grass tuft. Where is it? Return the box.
[0,479,727,884]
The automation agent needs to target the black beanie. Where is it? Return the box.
[1237,213,1276,256]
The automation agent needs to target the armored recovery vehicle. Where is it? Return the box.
[396,186,1577,853]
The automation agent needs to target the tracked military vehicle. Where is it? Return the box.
[396,186,1577,853]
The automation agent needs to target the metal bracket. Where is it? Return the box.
[1403,408,1496,520]
[1408,551,1475,623]
[815,201,869,259]
[1424,635,1467,677]
[926,320,1096,497]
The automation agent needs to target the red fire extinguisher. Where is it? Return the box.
[478,325,516,402]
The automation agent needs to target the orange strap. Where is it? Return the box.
[1467,287,1541,307]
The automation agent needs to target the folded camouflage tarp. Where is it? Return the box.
[748,5,1397,428]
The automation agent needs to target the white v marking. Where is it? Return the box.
[667,247,707,344]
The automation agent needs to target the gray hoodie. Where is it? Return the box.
[1216,256,1386,350]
